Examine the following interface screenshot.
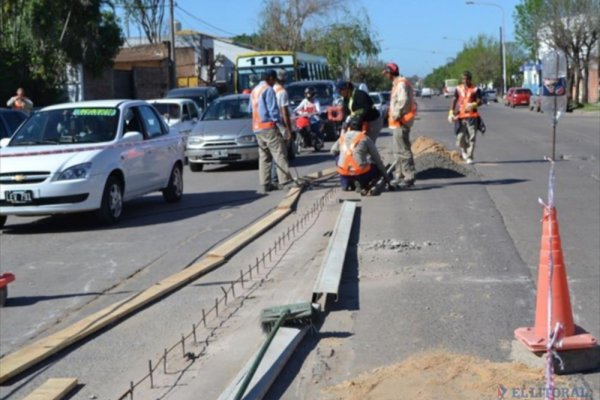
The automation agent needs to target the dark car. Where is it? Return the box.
[166,86,220,113]
[508,88,532,108]
[285,80,340,140]
[0,109,28,139]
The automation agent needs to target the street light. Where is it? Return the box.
[466,1,507,95]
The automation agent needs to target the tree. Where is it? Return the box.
[305,16,380,80]
[514,0,600,103]
[117,0,166,43]
[0,0,123,105]
[256,0,344,51]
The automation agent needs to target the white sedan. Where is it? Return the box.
[147,98,200,137]
[0,100,185,227]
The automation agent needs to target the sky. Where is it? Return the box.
[123,0,524,78]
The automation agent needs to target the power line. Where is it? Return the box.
[175,5,240,37]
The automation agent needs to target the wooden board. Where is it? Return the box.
[276,186,302,210]
[0,256,225,384]
[207,209,291,259]
[22,378,78,400]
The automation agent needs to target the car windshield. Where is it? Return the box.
[9,107,119,146]
[151,103,181,119]
[369,94,382,105]
[516,89,531,94]
[287,84,334,105]
[202,98,251,121]
[380,92,390,102]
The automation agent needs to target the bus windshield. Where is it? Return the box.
[237,66,295,93]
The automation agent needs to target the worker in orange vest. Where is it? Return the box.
[331,115,391,194]
[383,63,417,188]
[249,70,291,193]
[449,70,483,164]
[6,87,33,114]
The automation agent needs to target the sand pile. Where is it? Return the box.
[323,351,579,400]
[412,136,464,164]
[408,136,473,177]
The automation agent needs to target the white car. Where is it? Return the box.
[147,98,200,137]
[0,100,185,227]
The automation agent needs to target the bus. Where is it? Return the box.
[443,78,459,98]
[235,51,329,93]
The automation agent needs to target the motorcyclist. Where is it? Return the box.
[293,86,324,145]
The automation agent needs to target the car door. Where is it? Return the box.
[120,106,152,197]
[138,105,173,189]
[177,102,194,138]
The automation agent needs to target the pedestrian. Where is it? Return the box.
[336,80,382,143]
[331,115,391,195]
[271,68,293,183]
[6,87,33,114]
[249,69,292,193]
[383,62,417,188]
[449,70,483,164]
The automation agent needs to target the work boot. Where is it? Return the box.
[396,179,415,189]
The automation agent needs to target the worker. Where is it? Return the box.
[331,115,391,195]
[249,69,291,193]
[271,69,293,184]
[449,70,483,164]
[6,87,33,114]
[383,62,417,188]
[336,81,382,143]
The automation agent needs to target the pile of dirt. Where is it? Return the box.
[412,136,464,164]
[323,350,576,400]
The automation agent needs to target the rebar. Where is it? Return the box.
[181,335,186,357]
[230,282,236,297]
[215,298,219,317]
[192,323,197,344]
[130,381,134,400]
[163,348,168,374]
[221,286,228,305]
[240,270,244,288]
[202,308,207,327]
[148,360,154,388]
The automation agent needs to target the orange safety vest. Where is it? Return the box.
[336,131,372,176]
[456,84,480,119]
[389,77,416,128]
[14,99,26,110]
[251,82,277,132]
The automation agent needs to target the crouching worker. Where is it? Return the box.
[331,115,392,195]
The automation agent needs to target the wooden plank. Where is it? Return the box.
[208,209,291,259]
[313,201,356,299]
[0,256,226,384]
[22,378,78,400]
[276,186,302,210]
[218,327,308,400]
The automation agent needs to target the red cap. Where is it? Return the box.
[383,63,399,76]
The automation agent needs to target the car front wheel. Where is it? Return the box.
[96,175,123,224]
[163,164,183,203]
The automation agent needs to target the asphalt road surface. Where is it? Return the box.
[1,96,598,399]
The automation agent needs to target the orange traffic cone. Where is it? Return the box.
[515,206,597,352]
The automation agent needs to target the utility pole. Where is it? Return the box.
[169,0,177,89]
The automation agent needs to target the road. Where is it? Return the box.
[0,97,598,399]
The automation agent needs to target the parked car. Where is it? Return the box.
[0,100,185,227]
[421,88,433,98]
[483,89,498,103]
[503,87,517,106]
[165,86,220,114]
[148,98,200,137]
[0,109,28,139]
[508,88,532,108]
[186,94,259,172]
[369,92,390,125]
[285,80,340,140]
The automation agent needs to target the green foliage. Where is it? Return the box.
[0,0,123,105]
[514,0,544,60]
[423,34,527,91]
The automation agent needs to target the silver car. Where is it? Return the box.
[185,94,257,172]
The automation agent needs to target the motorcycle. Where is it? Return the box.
[294,112,324,152]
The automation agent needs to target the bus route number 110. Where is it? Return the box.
[241,56,289,67]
